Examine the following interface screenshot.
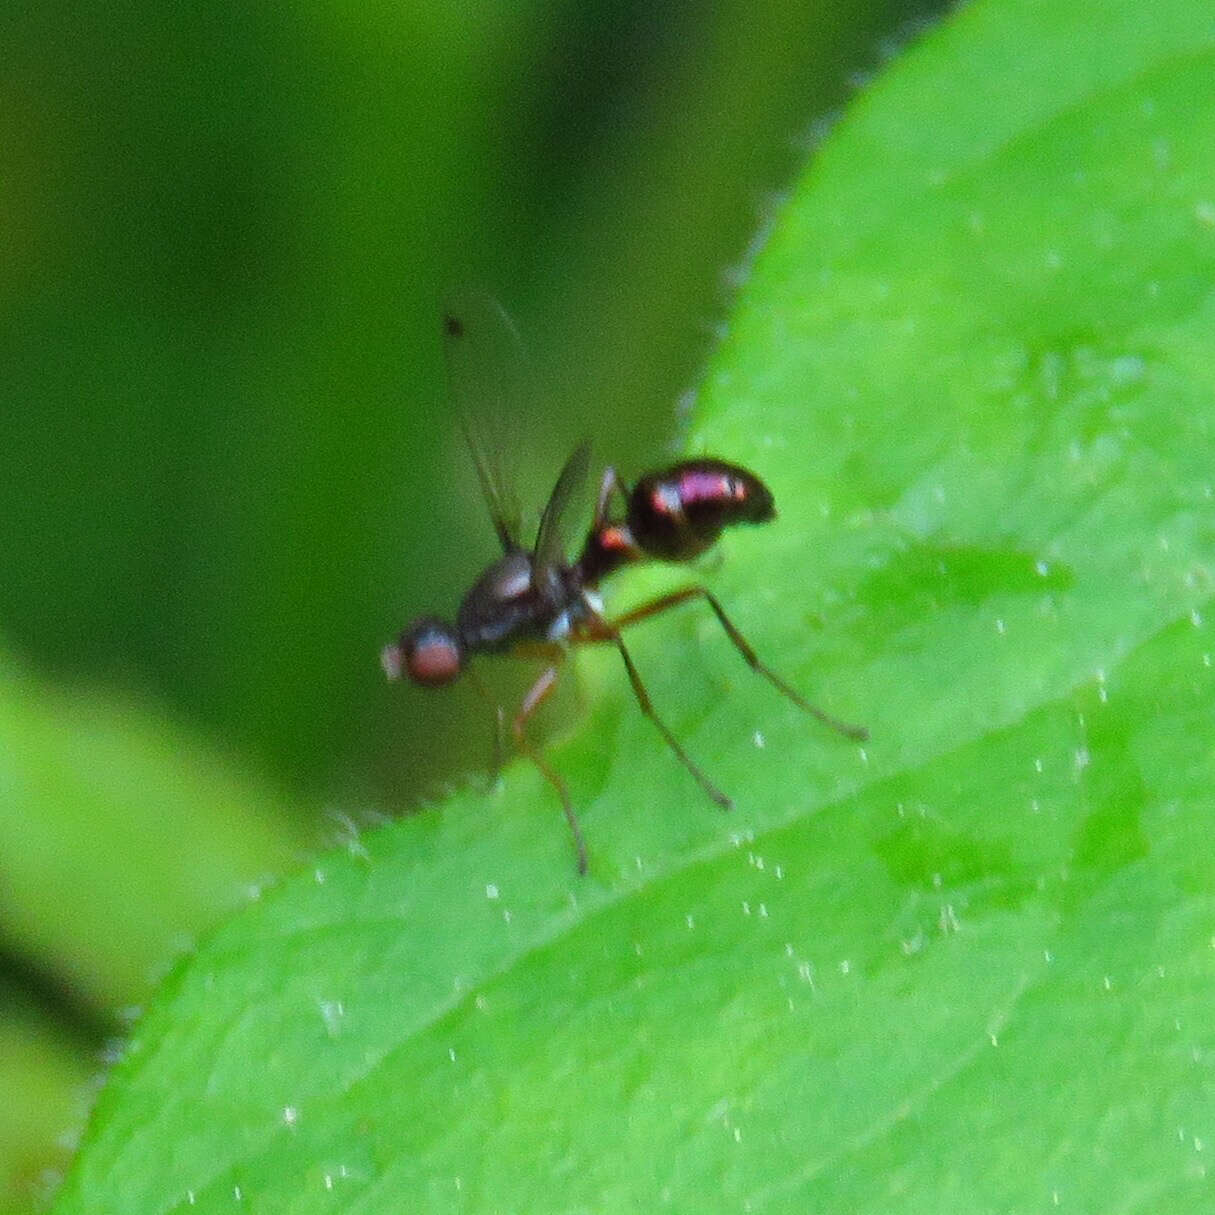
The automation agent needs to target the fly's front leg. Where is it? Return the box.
[513,657,589,874]
[611,586,868,741]
[591,466,631,531]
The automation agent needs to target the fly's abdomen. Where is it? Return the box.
[628,459,776,562]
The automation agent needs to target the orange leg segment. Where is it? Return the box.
[512,660,589,875]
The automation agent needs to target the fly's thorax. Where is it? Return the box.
[455,548,581,653]
[547,585,601,642]
[481,548,534,600]
[455,549,536,652]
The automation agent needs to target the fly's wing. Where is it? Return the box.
[441,290,527,552]
[533,439,591,572]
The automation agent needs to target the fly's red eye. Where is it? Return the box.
[384,619,463,687]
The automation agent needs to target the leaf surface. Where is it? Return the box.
[54,0,1215,1209]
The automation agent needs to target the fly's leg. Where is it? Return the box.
[467,668,507,789]
[610,586,868,742]
[513,662,589,875]
[591,466,630,530]
[580,617,733,811]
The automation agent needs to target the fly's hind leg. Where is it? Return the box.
[610,586,868,741]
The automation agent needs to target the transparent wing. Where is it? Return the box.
[534,439,591,572]
[441,289,527,552]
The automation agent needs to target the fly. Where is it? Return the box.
[382,295,866,873]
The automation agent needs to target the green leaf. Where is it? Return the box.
[0,982,92,1215]
[0,649,307,1019]
[54,0,1215,1209]
[0,645,307,1213]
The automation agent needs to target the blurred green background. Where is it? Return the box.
[1,0,942,1207]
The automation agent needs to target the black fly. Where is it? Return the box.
[383,296,866,872]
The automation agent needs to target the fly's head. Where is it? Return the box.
[382,617,465,687]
